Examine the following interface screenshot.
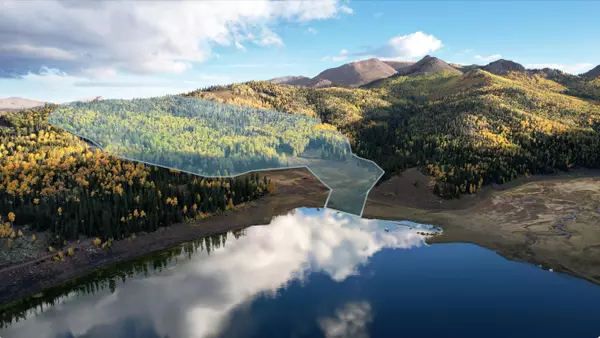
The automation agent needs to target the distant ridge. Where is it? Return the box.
[450,63,480,73]
[268,76,312,86]
[0,97,48,112]
[0,96,107,112]
[581,65,600,79]
[306,78,335,88]
[73,96,104,103]
[382,60,416,71]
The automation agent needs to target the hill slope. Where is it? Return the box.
[187,67,600,198]
[532,67,600,101]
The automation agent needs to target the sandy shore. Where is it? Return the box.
[363,168,600,286]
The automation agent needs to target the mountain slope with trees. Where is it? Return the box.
[0,107,272,245]
[187,60,600,198]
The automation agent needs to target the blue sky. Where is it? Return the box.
[1,0,598,103]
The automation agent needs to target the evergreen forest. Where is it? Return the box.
[49,95,351,177]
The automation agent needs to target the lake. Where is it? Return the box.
[1,208,599,338]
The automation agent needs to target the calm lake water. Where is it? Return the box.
[1,208,600,338]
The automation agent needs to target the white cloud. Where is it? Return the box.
[340,5,354,14]
[374,12,383,18]
[0,0,349,77]
[307,27,319,35]
[234,41,247,51]
[356,32,442,59]
[6,66,235,102]
[474,54,502,62]
[275,0,349,21]
[322,49,350,62]
[252,26,284,47]
[321,56,348,62]
[80,67,118,79]
[61,72,234,89]
[0,44,78,61]
[4,209,438,338]
[525,63,595,75]
[319,302,372,338]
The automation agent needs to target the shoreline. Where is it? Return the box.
[363,168,600,286]
[0,168,329,308]
[2,167,600,309]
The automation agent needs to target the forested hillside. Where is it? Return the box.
[49,96,351,177]
[532,68,600,101]
[0,107,272,245]
[187,67,600,198]
[48,96,384,216]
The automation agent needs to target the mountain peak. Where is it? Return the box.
[483,59,525,75]
[396,55,462,76]
[314,58,397,87]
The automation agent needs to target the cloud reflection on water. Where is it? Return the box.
[318,301,373,338]
[2,208,438,338]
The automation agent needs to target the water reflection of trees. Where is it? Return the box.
[0,229,245,329]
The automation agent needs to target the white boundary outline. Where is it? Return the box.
[49,113,385,218]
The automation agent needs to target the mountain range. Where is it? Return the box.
[269,55,599,88]
[189,54,600,198]
[5,56,598,110]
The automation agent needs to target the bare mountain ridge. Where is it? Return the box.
[268,58,413,88]
[0,96,104,112]
[396,55,462,76]
[483,59,526,75]
[270,55,464,88]
[313,58,397,87]
[0,97,48,112]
